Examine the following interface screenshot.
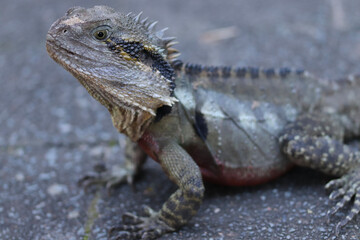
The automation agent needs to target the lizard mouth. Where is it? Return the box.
[46,34,76,59]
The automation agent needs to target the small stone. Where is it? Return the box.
[58,122,72,134]
[214,208,221,213]
[45,148,57,166]
[47,183,67,196]
[68,210,80,219]
[15,172,25,181]
[35,202,46,209]
[89,146,104,157]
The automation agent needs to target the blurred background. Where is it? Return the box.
[1,0,360,239]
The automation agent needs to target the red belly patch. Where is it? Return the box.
[200,163,293,186]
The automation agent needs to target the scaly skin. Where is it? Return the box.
[46,6,360,239]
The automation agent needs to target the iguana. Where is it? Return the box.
[46,5,360,239]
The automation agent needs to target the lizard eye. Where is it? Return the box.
[93,29,109,40]
[91,25,112,41]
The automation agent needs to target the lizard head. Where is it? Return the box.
[46,5,179,117]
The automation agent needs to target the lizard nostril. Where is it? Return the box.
[63,29,67,34]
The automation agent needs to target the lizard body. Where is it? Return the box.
[46,6,360,239]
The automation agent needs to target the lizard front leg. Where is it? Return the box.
[110,141,205,240]
[280,114,360,235]
[79,138,147,191]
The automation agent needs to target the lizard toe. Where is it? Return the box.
[326,169,360,235]
[122,212,143,224]
[328,187,347,200]
[325,177,347,191]
[109,206,174,240]
[335,191,360,235]
[78,163,136,194]
[109,228,141,240]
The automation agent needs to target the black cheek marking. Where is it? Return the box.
[107,37,176,95]
[154,105,172,122]
[236,67,247,78]
[193,111,208,141]
[107,40,116,48]
[106,37,144,59]
[143,50,176,95]
[146,51,174,79]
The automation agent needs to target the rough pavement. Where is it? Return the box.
[1,0,360,239]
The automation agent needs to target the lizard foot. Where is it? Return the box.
[109,205,175,240]
[325,169,360,235]
[78,163,136,193]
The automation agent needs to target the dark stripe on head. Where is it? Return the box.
[143,50,175,87]
[106,37,176,95]
[106,37,144,59]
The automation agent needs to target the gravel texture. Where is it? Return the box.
[1,0,360,239]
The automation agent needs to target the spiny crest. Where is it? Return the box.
[64,6,180,63]
[180,63,311,80]
[124,11,181,64]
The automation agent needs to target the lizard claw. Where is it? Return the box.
[109,206,175,240]
[78,163,136,194]
[325,168,360,236]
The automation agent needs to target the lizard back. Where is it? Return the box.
[172,64,323,185]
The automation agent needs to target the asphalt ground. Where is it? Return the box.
[1,0,360,239]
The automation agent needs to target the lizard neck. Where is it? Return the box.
[110,105,154,141]
[76,74,155,141]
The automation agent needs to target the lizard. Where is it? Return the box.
[46,5,360,239]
